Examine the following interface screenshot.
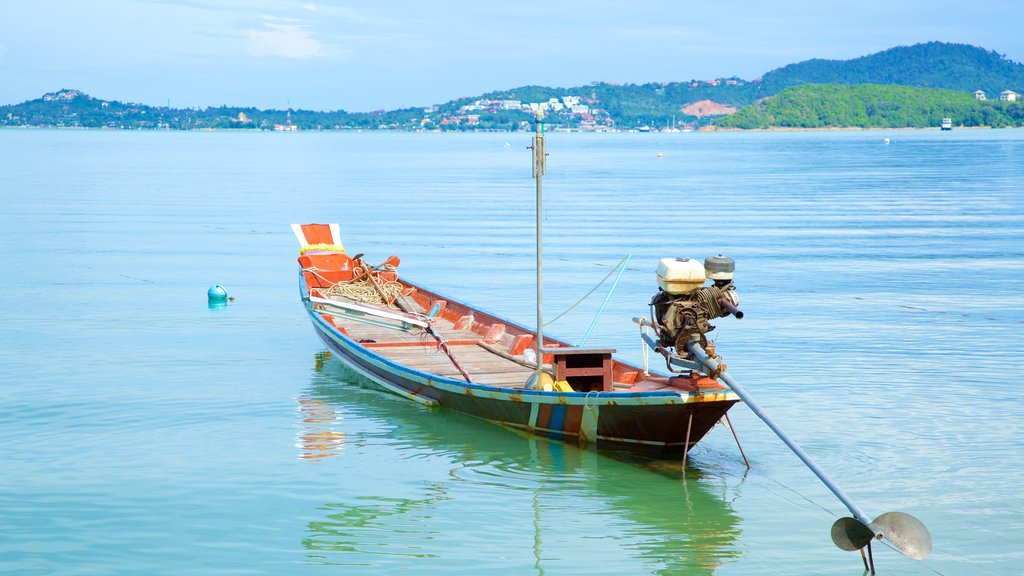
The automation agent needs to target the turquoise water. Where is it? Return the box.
[1,129,1022,575]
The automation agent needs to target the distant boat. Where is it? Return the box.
[941,118,952,131]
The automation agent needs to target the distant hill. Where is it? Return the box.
[715,84,1024,129]
[760,42,1024,97]
[473,42,1024,127]
[0,88,425,131]
[469,80,761,128]
[3,42,1023,131]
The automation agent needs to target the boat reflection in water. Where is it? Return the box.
[301,351,742,574]
[296,395,347,461]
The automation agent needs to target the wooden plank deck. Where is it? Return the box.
[372,345,535,387]
[320,299,533,388]
[316,294,678,392]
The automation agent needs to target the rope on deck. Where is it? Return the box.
[321,265,403,306]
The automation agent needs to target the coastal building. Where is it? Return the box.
[1000,90,1019,102]
[43,89,84,102]
[562,96,580,107]
[974,90,987,100]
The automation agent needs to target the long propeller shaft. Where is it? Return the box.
[686,341,932,561]
[686,342,872,525]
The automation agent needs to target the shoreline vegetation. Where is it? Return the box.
[710,124,1014,132]
[3,124,1020,133]
[3,42,1023,132]
[714,84,1023,130]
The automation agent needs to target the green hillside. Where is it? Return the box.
[760,42,1024,96]
[3,42,1023,131]
[0,89,427,131]
[715,84,1024,129]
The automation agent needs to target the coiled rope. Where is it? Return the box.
[322,264,403,307]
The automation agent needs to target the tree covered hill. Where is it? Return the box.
[760,42,1024,97]
[2,42,1023,131]
[715,84,1024,129]
[0,89,426,130]
[474,42,1024,126]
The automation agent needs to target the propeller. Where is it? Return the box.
[831,511,932,560]
[831,516,875,552]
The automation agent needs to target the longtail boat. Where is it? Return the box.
[292,221,741,453]
[292,116,932,566]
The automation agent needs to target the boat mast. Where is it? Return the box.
[531,112,546,377]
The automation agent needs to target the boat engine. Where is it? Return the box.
[651,255,742,351]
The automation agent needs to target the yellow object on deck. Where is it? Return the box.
[300,243,346,255]
[526,371,555,391]
[526,371,575,392]
[552,380,573,392]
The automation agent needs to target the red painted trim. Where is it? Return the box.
[620,371,641,384]
[430,299,448,317]
[485,323,505,340]
[319,314,349,335]
[536,404,552,429]
[563,405,584,433]
[509,334,534,355]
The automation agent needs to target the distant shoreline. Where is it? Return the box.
[709,125,1008,132]
[2,125,1018,134]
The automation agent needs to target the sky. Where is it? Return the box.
[1,0,1021,112]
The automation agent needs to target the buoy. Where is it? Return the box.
[657,152,664,158]
[208,285,228,301]
[883,138,890,144]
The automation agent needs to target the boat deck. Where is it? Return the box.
[337,320,537,387]
[312,290,716,394]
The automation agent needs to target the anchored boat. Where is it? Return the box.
[293,222,742,453]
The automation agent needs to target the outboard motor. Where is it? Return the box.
[650,255,742,352]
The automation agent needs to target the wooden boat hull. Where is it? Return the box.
[301,274,739,454]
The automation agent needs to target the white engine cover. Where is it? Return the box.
[656,258,706,295]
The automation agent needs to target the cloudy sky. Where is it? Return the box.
[1,0,1020,111]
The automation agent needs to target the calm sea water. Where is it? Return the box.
[1,128,1021,575]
